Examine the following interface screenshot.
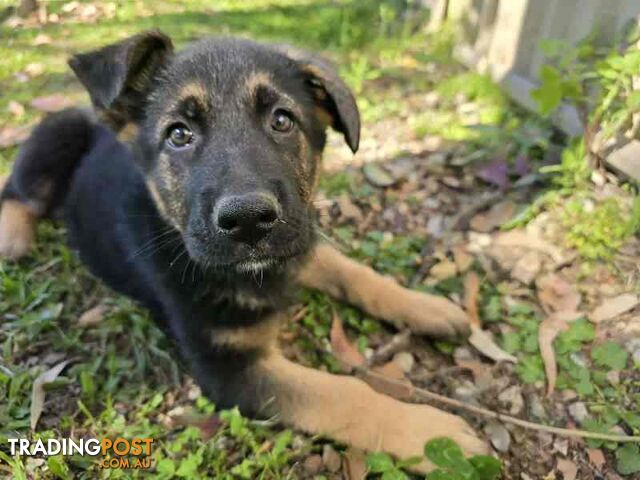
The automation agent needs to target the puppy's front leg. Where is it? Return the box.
[201,317,486,471]
[256,351,487,471]
[297,243,470,337]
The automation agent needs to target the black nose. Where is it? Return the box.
[214,193,280,244]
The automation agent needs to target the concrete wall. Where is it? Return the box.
[436,0,640,135]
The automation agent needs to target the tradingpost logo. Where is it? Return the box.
[7,437,154,469]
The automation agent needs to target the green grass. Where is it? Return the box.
[535,139,639,263]
[562,196,636,261]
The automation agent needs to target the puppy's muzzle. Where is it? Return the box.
[214,192,280,245]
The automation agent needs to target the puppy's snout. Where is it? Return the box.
[214,192,280,244]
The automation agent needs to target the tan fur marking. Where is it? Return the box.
[148,152,188,231]
[296,137,313,202]
[314,105,333,127]
[297,243,471,337]
[210,315,279,351]
[254,352,487,472]
[245,72,304,120]
[0,200,37,259]
[177,82,210,112]
[155,82,210,137]
[117,122,139,142]
[311,153,322,192]
[244,71,274,98]
[146,180,168,217]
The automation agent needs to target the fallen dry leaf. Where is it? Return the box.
[31,94,71,112]
[330,313,413,399]
[511,250,542,285]
[359,368,414,400]
[8,100,25,118]
[0,125,32,148]
[62,1,80,13]
[336,194,363,223]
[454,357,491,385]
[330,310,365,370]
[322,444,341,473]
[469,200,515,232]
[377,359,405,380]
[343,448,367,480]
[589,293,639,323]
[429,259,457,280]
[494,229,564,263]
[169,412,222,440]
[452,245,473,274]
[24,62,45,78]
[469,326,518,363]
[539,311,581,396]
[476,159,509,189]
[587,448,606,471]
[33,33,52,46]
[197,415,223,440]
[77,304,107,327]
[464,271,516,362]
[464,271,482,328]
[556,458,578,480]
[536,273,581,314]
[31,359,71,430]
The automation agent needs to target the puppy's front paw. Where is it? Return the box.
[382,402,489,472]
[400,290,471,338]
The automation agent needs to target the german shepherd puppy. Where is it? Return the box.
[0,31,487,469]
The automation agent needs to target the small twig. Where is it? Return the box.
[409,365,470,382]
[354,365,640,444]
[463,271,482,328]
[314,227,347,252]
[410,243,436,287]
[290,312,640,443]
[450,191,503,231]
[290,306,309,323]
[366,330,411,367]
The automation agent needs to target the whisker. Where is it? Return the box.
[131,236,182,261]
[129,227,178,259]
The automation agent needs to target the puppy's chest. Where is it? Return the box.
[185,279,290,330]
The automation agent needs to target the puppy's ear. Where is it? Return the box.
[68,30,173,120]
[280,47,360,153]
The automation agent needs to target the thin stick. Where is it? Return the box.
[463,271,482,328]
[295,313,640,444]
[450,191,503,230]
[290,306,309,323]
[354,365,640,443]
[366,329,411,367]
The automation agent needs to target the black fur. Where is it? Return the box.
[1,109,95,216]
[2,32,360,415]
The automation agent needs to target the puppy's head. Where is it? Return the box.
[69,31,359,273]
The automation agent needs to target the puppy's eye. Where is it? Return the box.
[166,123,194,148]
[271,109,294,133]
